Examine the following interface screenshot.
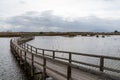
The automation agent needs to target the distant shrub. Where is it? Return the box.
[114,30,118,33]
[39,32,43,34]
[81,34,87,36]
[89,34,95,36]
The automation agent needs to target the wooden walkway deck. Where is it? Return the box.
[10,37,120,80]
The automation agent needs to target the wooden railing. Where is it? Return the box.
[10,38,120,80]
[22,43,120,73]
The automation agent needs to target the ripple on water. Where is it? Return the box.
[0,38,27,80]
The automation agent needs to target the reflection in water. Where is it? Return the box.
[0,38,27,80]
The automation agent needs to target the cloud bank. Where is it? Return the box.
[0,11,120,32]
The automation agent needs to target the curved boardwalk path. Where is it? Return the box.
[10,37,120,80]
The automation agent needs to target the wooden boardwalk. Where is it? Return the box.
[10,37,120,80]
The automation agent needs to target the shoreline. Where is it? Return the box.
[0,32,120,37]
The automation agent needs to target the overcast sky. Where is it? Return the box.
[0,0,120,32]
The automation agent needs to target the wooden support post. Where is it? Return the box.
[67,53,72,80]
[31,53,34,78]
[53,51,55,59]
[43,57,46,80]
[100,57,104,72]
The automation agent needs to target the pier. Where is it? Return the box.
[10,37,120,80]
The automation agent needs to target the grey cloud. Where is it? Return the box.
[1,11,120,32]
[19,0,26,4]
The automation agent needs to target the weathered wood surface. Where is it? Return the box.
[10,37,120,80]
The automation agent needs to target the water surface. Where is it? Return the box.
[0,38,27,80]
[29,35,120,57]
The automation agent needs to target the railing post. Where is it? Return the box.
[43,57,46,80]
[10,40,12,49]
[17,47,19,55]
[53,51,55,59]
[21,44,23,48]
[10,40,12,51]
[24,51,27,71]
[17,39,19,44]
[23,43,25,49]
[42,50,44,56]
[27,44,28,51]
[31,46,32,53]
[67,53,72,80]
[14,46,16,54]
[20,49,23,65]
[18,49,21,64]
[24,51,26,63]
[15,46,17,53]
[24,43,26,49]
[20,50,22,60]
[31,53,34,78]
[100,57,104,72]
[36,48,37,54]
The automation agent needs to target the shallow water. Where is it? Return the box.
[0,38,27,80]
